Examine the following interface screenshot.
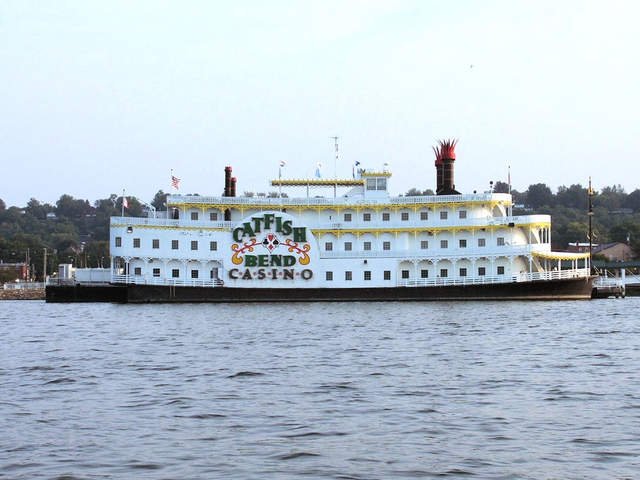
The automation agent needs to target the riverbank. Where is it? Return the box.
[0,288,45,300]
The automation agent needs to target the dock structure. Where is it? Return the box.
[592,260,640,298]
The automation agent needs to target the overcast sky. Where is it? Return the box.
[1,0,639,207]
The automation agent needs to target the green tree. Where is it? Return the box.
[556,184,587,210]
[525,183,554,209]
[151,190,168,210]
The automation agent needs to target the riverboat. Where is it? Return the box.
[47,140,594,302]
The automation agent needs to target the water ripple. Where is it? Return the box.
[0,299,639,479]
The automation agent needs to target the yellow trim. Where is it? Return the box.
[533,251,590,260]
[111,223,230,232]
[312,221,545,237]
[167,199,512,211]
[270,179,364,187]
[360,171,392,177]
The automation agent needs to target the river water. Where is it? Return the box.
[1,299,639,479]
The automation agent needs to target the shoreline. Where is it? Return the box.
[0,289,45,301]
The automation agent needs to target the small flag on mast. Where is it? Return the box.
[171,175,180,190]
[122,196,128,209]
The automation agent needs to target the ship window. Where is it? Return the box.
[382,212,390,221]
[497,266,505,275]
[344,213,352,222]
[363,213,371,222]
[440,240,448,249]
[172,269,180,278]
[478,238,486,247]
[326,271,333,281]
[366,178,376,190]
[190,240,198,250]
[459,239,467,248]
[191,269,199,279]
[459,210,467,219]
[190,212,199,221]
[209,212,218,221]
[497,237,505,246]
[344,242,352,251]
[325,242,333,251]
[210,269,218,279]
[364,241,372,251]
[364,271,372,281]
[401,212,409,221]
[345,271,352,281]
[420,211,428,220]
[459,268,467,277]
[172,240,179,250]
[478,267,486,276]
[384,270,391,280]
[383,241,391,251]
[134,267,142,276]
[133,238,140,248]
[401,270,410,279]
[152,239,160,249]
[440,211,448,220]
[421,269,429,278]
[376,178,387,190]
[440,269,448,278]
[115,236,122,247]
[153,268,160,277]
[210,241,217,251]
[421,240,429,250]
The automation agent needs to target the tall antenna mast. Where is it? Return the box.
[330,136,339,179]
[588,176,594,274]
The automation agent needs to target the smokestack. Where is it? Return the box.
[434,139,460,195]
[230,177,237,197]
[224,166,232,197]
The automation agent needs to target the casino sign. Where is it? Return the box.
[229,212,313,281]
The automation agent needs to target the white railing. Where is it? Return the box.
[166,192,511,207]
[111,274,224,288]
[320,245,548,260]
[396,267,590,287]
[111,217,233,229]
[110,214,549,232]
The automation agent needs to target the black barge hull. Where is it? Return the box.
[47,276,595,303]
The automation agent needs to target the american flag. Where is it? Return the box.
[171,175,180,190]
[122,196,128,209]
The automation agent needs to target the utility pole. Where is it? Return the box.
[43,247,47,283]
[588,177,594,275]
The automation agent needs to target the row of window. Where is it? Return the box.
[115,237,218,251]
[324,237,505,251]
[132,267,217,279]
[327,266,505,281]
[183,210,468,222]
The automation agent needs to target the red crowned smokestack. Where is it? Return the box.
[224,166,232,197]
[230,177,237,197]
[433,139,460,195]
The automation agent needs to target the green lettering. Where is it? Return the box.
[245,255,257,267]
[292,227,306,242]
[283,255,296,267]
[242,221,255,237]
[281,220,292,235]
[232,228,244,242]
[270,255,282,266]
[263,214,274,230]
[258,255,269,267]
[253,217,262,234]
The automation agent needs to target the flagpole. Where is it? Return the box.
[121,189,125,217]
[508,165,512,217]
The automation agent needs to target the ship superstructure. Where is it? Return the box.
[107,141,592,300]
